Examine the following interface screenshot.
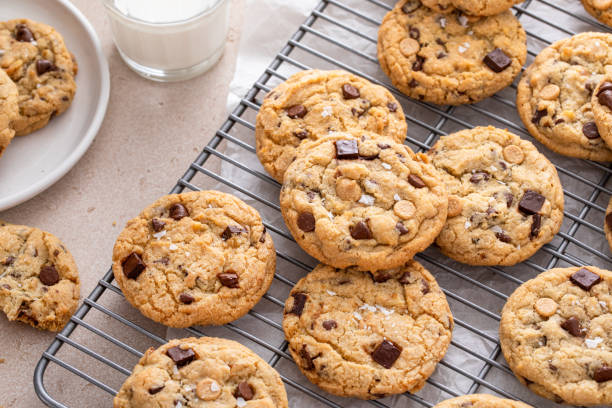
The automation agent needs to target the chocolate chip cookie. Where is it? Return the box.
[432,394,533,408]
[591,75,612,150]
[517,32,612,161]
[114,336,289,408]
[604,197,612,253]
[421,0,523,16]
[256,69,407,182]
[283,262,453,399]
[0,222,80,331]
[112,190,275,328]
[0,19,77,136]
[500,266,612,406]
[0,69,18,158]
[429,126,564,266]
[377,0,526,105]
[582,0,612,27]
[280,132,447,274]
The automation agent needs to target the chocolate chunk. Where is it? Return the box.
[606,213,612,230]
[122,253,146,279]
[287,105,307,119]
[335,139,359,160]
[179,293,194,304]
[409,26,420,39]
[518,190,545,215]
[495,231,512,243]
[408,174,426,188]
[15,24,34,42]
[2,256,14,266]
[35,59,57,76]
[289,292,307,316]
[412,55,424,71]
[297,212,316,232]
[39,265,59,286]
[598,81,612,95]
[299,345,316,370]
[166,346,195,367]
[148,385,164,394]
[598,89,612,110]
[217,272,239,288]
[593,365,612,382]
[151,218,166,232]
[530,214,541,239]
[350,221,372,240]
[532,109,547,125]
[401,0,420,13]
[322,320,338,330]
[436,51,446,59]
[505,192,514,208]
[53,249,60,256]
[408,79,419,88]
[582,121,601,139]
[377,143,391,149]
[469,171,490,184]
[342,83,360,99]
[560,316,586,337]
[387,103,398,112]
[371,340,402,369]
[235,382,254,400]
[396,222,409,235]
[259,226,267,243]
[421,279,430,294]
[398,272,411,284]
[221,225,245,240]
[294,130,308,140]
[569,268,602,291]
[483,48,512,72]
[169,203,189,220]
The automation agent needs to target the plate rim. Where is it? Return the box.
[0,0,111,211]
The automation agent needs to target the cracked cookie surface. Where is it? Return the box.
[255,69,407,182]
[0,69,18,158]
[500,266,612,406]
[377,0,526,105]
[432,394,533,408]
[0,19,76,136]
[421,0,523,16]
[112,190,275,328]
[280,132,447,274]
[283,262,453,399]
[429,126,564,266]
[114,336,289,408]
[582,0,612,28]
[517,32,612,161]
[0,221,80,331]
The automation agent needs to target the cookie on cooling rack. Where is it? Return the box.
[420,0,524,16]
[428,126,564,266]
[255,69,407,182]
[113,336,289,408]
[112,190,275,328]
[500,266,612,406]
[0,221,80,331]
[279,131,447,275]
[0,19,77,136]
[432,394,533,408]
[0,69,18,158]
[377,0,526,105]
[283,261,453,399]
[517,32,612,161]
[582,0,612,28]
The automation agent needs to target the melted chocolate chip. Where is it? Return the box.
[377,143,391,149]
[297,212,316,232]
[569,268,602,291]
[408,174,426,188]
[408,79,419,88]
[495,231,512,243]
[342,83,360,99]
[179,293,194,304]
[412,55,424,71]
[39,265,59,286]
[169,203,189,220]
[148,385,164,395]
[299,345,316,370]
[166,346,195,367]
[598,89,612,110]
[530,214,541,239]
[398,271,411,284]
[35,59,57,76]
[582,121,601,139]
[598,81,612,95]
[470,171,490,184]
[221,225,245,240]
[409,26,420,39]
[151,218,166,232]
[294,130,308,140]
[122,253,146,279]
[322,320,337,330]
[532,109,547,125]
[217,272,239,288]
[505,192,514,208]
[421,279,430,294]
[335,139,359,160]
[436,51,447,59]
[289,292,307,316]
[401,0,420,13]
[593,365,612,382]
[560,316,586,337]
[287,105,307,119]
[259,226,267,243]
[371,340,402,369]
[518,190,545,215]
[15,24,34,42]
[387,103,398,112]
[350,221,372,240]
[396,222,409,235]
[235,382,254,400]
[483,48,512,72]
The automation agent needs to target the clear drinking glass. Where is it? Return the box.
[103,0,231,82]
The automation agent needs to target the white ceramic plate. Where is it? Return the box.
[0,0,109,211]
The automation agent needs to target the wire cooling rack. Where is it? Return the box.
[34,1,612,407]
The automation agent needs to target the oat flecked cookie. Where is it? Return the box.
[429,126,564,266]
[377,0,526,105]
[0,222,80,331]
[500,266,612,406]
[421,0,523,16]
[582,0,612,27]
[283,262,453,399]
[280,132,448,274]
[112,190,276,328]
[0,69,18,158]
[432,394,533,408]
[0,19,76,136]
[517,32,612,161]
[114,336,289,408]
[255,69,407,182]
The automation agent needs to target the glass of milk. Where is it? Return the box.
[103,0,231,82]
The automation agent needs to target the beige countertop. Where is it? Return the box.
[0,0,243,406]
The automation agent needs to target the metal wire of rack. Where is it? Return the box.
[34,1,612,407]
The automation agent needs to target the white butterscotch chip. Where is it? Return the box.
[502,145,524,164]
[539,84,560,100]
[447,195,462,218]
[394,200,416,219]
[196,378,222,401]
[400,38,420,57]
[534,297,558,317]
[336,178,361,201]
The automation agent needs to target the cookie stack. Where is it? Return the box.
[0,19,77,159]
